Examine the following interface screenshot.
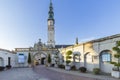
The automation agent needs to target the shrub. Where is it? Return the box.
[35,62,39,65]
[66,60,71,65]
[58,64,65,69]
[66,50,72,65]
[71,65,76,70]
[6,65,11,69]
[112,67,119,71]
[79,67,87,73]
[66,56,72,59]
[51,64,55,67]
[0,66,5,71]
[93,68,100,75]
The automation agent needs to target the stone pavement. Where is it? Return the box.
[48,67,119,80]
[0,68,41,80]
[33,65,95,80]
[0,66,119,80]
[34,65,120,80]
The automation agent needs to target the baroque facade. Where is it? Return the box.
[15,39,59,67]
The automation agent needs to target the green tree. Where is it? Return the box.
[66,50,72,65]
[28,53,32,64]
[111,41,120,71]
[48,54,51,64]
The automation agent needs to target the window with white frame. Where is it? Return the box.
[101,51,111,62]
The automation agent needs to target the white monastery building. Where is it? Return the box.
[0,1,120,77]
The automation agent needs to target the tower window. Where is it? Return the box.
[50,21,52,26]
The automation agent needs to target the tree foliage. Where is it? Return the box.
[116,41,120,46]
[66,56,72,59]
[28,53,32,64]
[48,54,51,64]
[66,51,72,55]
[66,50,72,65]
[111,41,120,71]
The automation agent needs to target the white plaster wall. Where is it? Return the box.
[60,36,120,73]
[99,41,115,53]
[94,37,120,53]
[0,50,16,67]
[74,62,80,69]
[0,58,3,66]
[73,45,84,63]
[93,43,99,54]
[100,62,113,73]
[85,53,94,71]
[93,37,120,73]
[75,45,84,67]
[16,52,29,67]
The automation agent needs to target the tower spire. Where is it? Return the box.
[50,0,52,3]
[76,37,78,45]
[48,0,54,20]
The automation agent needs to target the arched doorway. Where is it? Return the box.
[84,52,93,71]
[40,53,47,65]
[33,52,47,65]
[41,58,45,65]
[0,57,4,66]
[99,50,112,73]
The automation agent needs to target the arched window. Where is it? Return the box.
[101,51,111,62]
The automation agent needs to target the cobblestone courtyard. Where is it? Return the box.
[0,68,40,80]
[0,66,118,80]
[34,66,96,80]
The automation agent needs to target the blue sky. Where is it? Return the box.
[0,0,120,50]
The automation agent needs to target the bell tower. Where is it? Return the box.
[47,0,55,48]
